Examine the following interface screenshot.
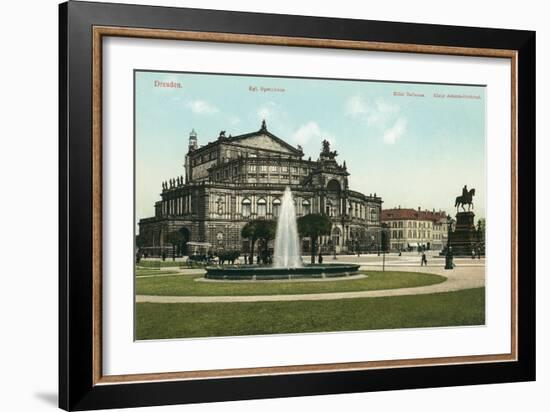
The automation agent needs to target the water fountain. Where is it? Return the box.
[205,187,360,280]
[273,187,303,269]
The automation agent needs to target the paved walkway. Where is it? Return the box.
[136,264,484,304]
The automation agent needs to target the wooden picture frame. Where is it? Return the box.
[59,1,535,410]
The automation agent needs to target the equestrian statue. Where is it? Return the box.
[455,185,475,212]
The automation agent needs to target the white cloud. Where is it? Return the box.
[346,95,399,125]
[257,101,280,121]
[346,95,406,144]
[346,95,369,117]
[292,121,334,146]
[257,106,272,119]
[254,102,294,136]
[383,118,407,144]
[186,100,218,114]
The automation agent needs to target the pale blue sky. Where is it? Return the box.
[135,70,486,225]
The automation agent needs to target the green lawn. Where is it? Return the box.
[135,271,446,296]
[135,287,485,340]
[135,268,180,277]
[137,260,184,268]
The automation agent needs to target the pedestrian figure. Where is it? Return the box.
[318,251,323,264]
[421,252,428,266]
[471,249,475,259]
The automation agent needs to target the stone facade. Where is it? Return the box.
[138,121,382,256]
[381,207,447,251]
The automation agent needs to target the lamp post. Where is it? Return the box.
[445,215,454,270]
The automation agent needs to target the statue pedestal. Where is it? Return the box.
[451,212,478,256]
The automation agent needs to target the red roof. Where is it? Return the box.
[381,208,446,223]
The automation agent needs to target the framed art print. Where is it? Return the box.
[59,1,535,410]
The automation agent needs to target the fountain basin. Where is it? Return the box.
[204,263,360,280]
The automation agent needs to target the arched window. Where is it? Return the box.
[327,179,341,193]
[272,198,281,218]
[242,198,251,217]
[257,198,266,217]
[302,199,311,215]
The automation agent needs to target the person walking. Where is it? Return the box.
[421,251,428,266]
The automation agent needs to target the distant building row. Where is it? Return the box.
[381,207,448,251]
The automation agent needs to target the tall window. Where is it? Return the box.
[242,198,251,217]
[257,198,267,217]
[302,199,311,215]
[273,199,281,218]
[325,201,332,216]
[331,227,341,246]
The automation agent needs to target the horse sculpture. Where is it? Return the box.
[455,188,475,212]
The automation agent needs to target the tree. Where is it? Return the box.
[241,221,259,264]
[241,220,277,264]
[135,234,145,254]
[476,218,486,253]
[165,231,184,261]
[255,220,277,263]
[297,214,332,264]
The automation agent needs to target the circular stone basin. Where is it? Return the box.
[204,263,360,281]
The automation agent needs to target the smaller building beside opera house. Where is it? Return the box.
[137,121,383,256]
[381,207,447,252]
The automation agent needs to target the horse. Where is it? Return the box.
[455,188,475,211]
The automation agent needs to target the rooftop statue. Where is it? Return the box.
[321,139,338,159]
